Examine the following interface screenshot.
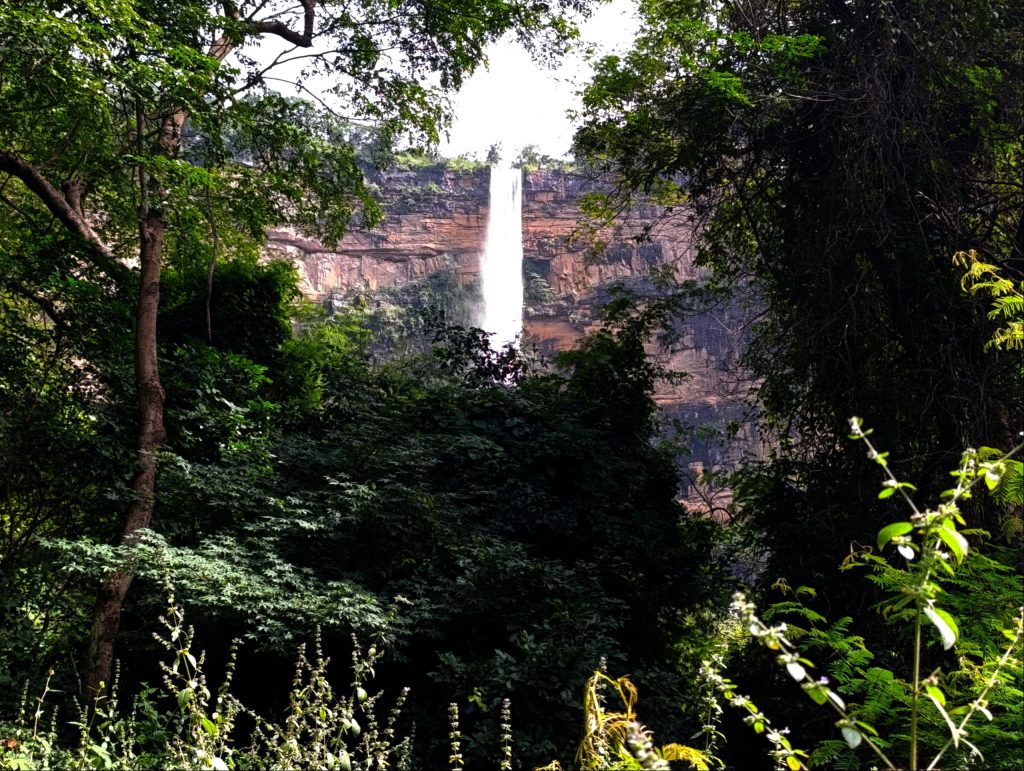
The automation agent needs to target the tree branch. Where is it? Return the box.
[3,280,69,334]
[250,0,316,47]
[62,177,85,218]
[0,151,115,263]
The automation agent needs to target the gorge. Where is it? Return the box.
[266,162,759,507]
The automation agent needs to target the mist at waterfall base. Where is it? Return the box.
[478,164,524,349]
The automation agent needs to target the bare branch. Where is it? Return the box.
[250,0,316,47]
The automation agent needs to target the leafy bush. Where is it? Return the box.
[701,423,1024,771]
[0,588,414,771]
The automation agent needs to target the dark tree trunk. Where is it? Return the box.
[79,28,235,688]
[84,205,167,695]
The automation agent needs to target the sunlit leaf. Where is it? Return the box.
[923,606,958,649]
[876,522,913,550]
[925,686,959,744]
[841,726,862,748]
[925,684,945,707]
[937,521,968,562]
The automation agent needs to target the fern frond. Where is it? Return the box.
[987,321,1023,350]
[992,460,1023,506]
[809,739,845,767]
[989,295,1024,318]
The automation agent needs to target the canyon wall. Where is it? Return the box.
[266,166,757,508]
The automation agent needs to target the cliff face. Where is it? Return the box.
[266,166,757,506]
[266,167,701,341]
[267,168,488,295]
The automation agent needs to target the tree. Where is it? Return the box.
[575,0,1023,556]
[157,313,729,767]
[574,0,1023,759]
[0,0,590,694]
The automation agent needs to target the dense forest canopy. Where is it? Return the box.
[573,0,1024,765]
[576,0,1023,583]
[1,0,1023,770]
[0,0,592,696]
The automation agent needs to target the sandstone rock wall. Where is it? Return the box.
[267,168,488,296]
[266,166,758,506]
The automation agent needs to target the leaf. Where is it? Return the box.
[841,726,862,748]
[854,720,879,736]
[826,690,846,711]
[786,662,806,681]
[786,755,802,770]
[805,684,828,705]
[936,521,968,562]
[177,688,193,709]
[924,684,945,707]
[876,522,913,550]
[923,606,958,650]
[925,687,959,744]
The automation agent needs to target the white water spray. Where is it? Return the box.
[478,164,524,349]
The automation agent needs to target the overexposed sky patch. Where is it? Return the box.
[440,0,639,160]
[237,0,639,161]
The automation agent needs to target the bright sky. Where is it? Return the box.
[440,0,640,160]
[240,1,639,161]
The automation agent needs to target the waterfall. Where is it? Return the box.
[479,164,523,349]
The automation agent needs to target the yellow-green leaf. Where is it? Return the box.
[923,606,958,650]
[925,684,946,707]
[937,520,968,562]
[877,521,913,550]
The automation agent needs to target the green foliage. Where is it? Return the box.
[513,145,577,172]
[574,0,1024,678]
[704,427,1024,771]
[392,151,490,173]
[524,271,561,313]
[334,263,481,359]
[0,0,597,698]
[955,250,1024,351]
[141,311,725,768]
[0,265,135,708]
[0,588,413,771]
[1,290,731,768]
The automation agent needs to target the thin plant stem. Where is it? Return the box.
[925,608,1024,771]
[850,424,1024,770]
[910,610,922,771]
[735,595,898,770]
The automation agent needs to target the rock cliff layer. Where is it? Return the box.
[266,166,757,507]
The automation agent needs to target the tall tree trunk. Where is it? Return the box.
[79,11,302,690]
[84,205,167,695]
[80,30,232,690]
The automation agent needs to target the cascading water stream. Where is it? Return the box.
[478,163,524,349]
